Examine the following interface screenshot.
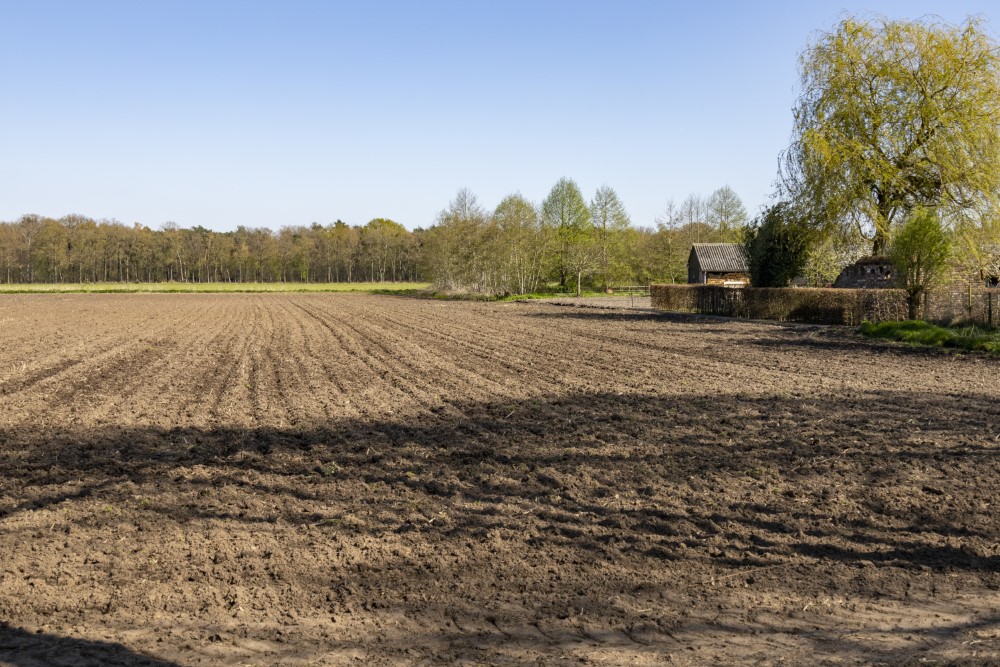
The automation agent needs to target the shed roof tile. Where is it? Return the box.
[691,243,749,273]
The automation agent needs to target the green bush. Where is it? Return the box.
[889,209,953,319]
[742,203,813,287]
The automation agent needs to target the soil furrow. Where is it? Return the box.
[1,293,999,667]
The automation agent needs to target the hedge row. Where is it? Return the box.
[650,284,908,325]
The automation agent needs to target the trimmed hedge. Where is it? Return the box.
[651,284,907,325]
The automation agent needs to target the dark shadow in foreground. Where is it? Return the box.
[3,387,1000,664]
[0,623,181,667]
[3,388,1000,575]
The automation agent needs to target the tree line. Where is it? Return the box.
[423,182,748,296]
[0,216,420,284]
[1,183,750,290]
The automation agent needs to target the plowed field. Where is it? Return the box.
[2,294,999,666]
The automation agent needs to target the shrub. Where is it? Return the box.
[742,203,813,287]
[889,208,953,319]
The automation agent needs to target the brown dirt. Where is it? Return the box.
[524,295,652,310]
[1,293,999,666]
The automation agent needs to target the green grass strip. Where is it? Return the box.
[860,320,1000,354]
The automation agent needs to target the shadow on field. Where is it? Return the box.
[530,305,996,359]
[744,332,971,358]
[3,388,1000,579]
[524,306,845,328]
[523,308,706,324]
[0,624,181,666]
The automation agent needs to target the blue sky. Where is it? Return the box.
[1,1,995,231]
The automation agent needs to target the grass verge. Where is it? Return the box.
[860,320,1000,354]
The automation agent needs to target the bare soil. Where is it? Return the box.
[524,295,652,310]
[1,294,999,666]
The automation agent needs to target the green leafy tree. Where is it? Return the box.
[627,225,674,284]
[17,215,45,283]
[783,15,1000,255]
[799,228,869,286]
[0,215,424,285]
[35,218,68,282]
[491,193,550,296]
[651,196,729,283]
[329,220,360,282]
[360,218,408,282]
[706,186,747,242]
[890,208,953,319]
[954,209,1000,286]
[541,178,594,295]
[650,200,693,282]
[743,203,813,287]
[424,188,489,291]
[589,185,632,289]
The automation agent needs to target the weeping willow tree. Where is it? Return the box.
[782,15,1000,255]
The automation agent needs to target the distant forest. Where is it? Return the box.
[0,215,420,285]
[0,182,769,291]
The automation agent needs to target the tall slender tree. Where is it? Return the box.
[541,178,593,293]
[589,185,632,289]
[705,186,747,242]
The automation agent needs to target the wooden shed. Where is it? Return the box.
[687,243,749,286]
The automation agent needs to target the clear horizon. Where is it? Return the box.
[2,1,995,232]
